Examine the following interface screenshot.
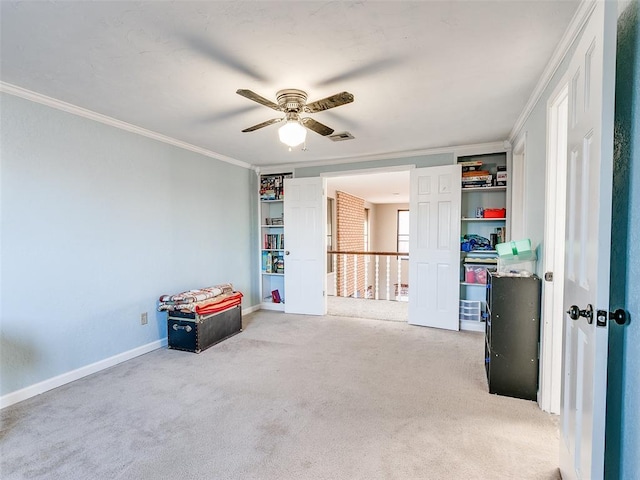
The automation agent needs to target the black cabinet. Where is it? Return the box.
[485,272,541,400]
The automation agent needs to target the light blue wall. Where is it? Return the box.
[608,2,640,478]
[293,152,454,177]
[510,41,579,275]
[0,93,258,397]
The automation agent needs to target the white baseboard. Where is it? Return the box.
[460,320,485,333]
[260,302,285,311]
[242,304,261,315]
[0,338,167,410]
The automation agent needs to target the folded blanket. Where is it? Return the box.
[193,292,243,315]
[158,283,234,305]
[158,291,243,313]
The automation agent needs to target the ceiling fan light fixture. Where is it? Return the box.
[278,119,307,147]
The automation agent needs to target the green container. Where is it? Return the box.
[496,239,535,261]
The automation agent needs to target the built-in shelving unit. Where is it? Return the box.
[259,173,292,311]
[457,152,508,332]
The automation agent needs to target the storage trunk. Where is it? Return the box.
[167,305,242,353]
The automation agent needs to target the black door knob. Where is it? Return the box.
[567,305,580,320]
[611,309,628,325]
[567,304,594,323]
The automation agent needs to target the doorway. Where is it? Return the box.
[324,167,411,322]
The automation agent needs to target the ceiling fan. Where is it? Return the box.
[236,89,354,148]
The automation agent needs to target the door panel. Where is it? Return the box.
[284,177,326,315]
[559,2,617,479]
[408,165,461,329]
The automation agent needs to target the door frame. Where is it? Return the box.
[322,165,414,309]
[540,79,570,414]
[510,133,528,241]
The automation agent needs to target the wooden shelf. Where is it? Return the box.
[461,217,506,221]
[462,186,506,192]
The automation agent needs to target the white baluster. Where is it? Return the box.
[353,254,358,298]
[364,255,369,299]
[375,256,379,300]
[343,253,348,297]
[331,253,340,297]
[386,256,390,301]
[397,256,402,301]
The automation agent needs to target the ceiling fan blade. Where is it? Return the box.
[301,117,334,136]
[236,89,280,110]
[242,117,284,132]
[304,92,354,113]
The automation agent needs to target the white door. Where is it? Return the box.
[284,177,326,315]
[560,2,617,479]
[408,165,461,330]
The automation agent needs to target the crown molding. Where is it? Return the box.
[1,81,512,174]
[0,82,252,170]
[509,0,598,142]
[258,141,509,172]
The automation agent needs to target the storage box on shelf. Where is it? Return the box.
[459,299,482,322]
[457,152,508,332]
[496,239,537,275]
[259,173,292,310]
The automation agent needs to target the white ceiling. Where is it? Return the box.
[0,1,579,169]
[327,170,411,204]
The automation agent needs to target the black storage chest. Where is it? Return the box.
[168,305,242,353]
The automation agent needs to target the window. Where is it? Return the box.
[397,210,409,257]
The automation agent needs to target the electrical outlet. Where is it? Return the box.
[141,312,148,325]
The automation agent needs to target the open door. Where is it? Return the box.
[559,2,617,478]
[408,165,461,329]
[284,177,326,315]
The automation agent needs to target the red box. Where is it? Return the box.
[483,208,506,218]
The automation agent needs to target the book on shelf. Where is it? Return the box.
[262,250,284,273]
[263,233,284,250]
[262,250,272,273]
[459,160,484,169]
[273,256,285,274]
[463,181,493,188]
[260,173,292,201]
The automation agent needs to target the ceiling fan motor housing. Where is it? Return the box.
[276,89,308,113]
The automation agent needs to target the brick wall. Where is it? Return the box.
[336,191,365,297]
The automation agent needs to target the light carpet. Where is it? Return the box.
[327,296,408,322]
[0,311,559,479]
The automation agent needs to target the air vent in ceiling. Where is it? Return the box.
[328,131,355,142]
